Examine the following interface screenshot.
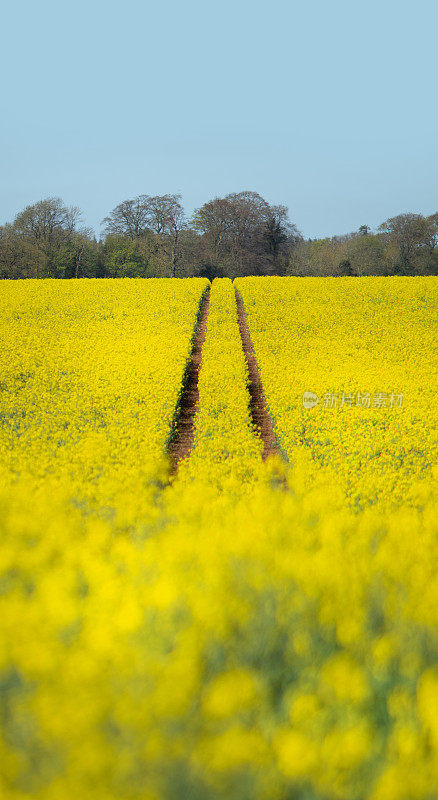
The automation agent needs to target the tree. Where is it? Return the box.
[100,235,149,278]
[192,197,234,267]
[12,197,83,278]
[146,195,186,277]
[262,205,301,274]
[0,225,36,278]
[263,215,288,258]
[378,213,437,274]
[71,230,97,279]
[55,230,98,278]
[337,259,354,276]
[102,194,186,276]
[192,191,300,276]
[290,238,340,276]
[343,233,386,276]
[102,196,151,239]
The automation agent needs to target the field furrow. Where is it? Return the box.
[235,276,438,511]
[167,285,211,472]
[235,286,281,460]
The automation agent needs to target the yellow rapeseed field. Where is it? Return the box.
[0,277,437,800]
[0,277,208,525]
[236,276,437,512]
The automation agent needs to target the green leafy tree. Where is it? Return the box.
[100,235,149,277]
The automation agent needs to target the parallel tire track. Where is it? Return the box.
[167,287,210,473]
[235,287,281,460]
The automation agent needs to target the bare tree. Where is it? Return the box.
[192,191,301,276]
[146,195,186,276]
[101,196,151,239]
[14,197,80,241]
[192,197,234,265]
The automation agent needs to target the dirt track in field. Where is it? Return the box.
[235,288,281,460]
[168,288,210,473]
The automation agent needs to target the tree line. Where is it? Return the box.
[1,193,437,279]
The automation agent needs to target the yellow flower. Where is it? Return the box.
[417,668,438,748]
[202,668,262,719]
[320,653,369,704]
[274,729,318,778]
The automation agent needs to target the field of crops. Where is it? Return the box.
[0,277,437,800]
[235,277,437,511]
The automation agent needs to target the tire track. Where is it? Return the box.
[167,287,210,473]
[235,287,281,460]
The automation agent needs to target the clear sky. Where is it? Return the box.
[1,0,437,240]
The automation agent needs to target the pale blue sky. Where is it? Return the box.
[1,0,437,239]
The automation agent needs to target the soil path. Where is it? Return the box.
[168,288,210,473]
[235,287,281,460]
